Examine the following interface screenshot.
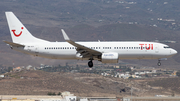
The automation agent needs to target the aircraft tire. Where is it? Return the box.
[157,62,161,66]
[88,61,93,68]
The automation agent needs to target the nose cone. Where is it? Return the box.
[171,49,178,55]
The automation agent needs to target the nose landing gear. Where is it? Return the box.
[157,60,161,66]
[157,58,167,66]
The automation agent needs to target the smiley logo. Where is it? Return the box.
[12,27,23,37]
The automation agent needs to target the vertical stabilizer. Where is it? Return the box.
[5,12,49,44]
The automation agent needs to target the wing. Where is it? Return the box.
[61,29,102,58]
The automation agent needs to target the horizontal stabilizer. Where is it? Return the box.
[3,40,24,47]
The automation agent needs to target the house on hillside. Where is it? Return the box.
[0,75,4,78]
[61,91,74,98]
[171,71,177,76]
[13,67,21,71]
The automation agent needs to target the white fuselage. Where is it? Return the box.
[13,41,177,61]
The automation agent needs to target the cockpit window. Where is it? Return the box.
[164,46,170,48]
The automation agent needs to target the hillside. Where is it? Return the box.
[0,71,115,96]
[148,78,180,94]
[0,70,180,97]
[1,0,180,30]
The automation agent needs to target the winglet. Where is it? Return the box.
[61,29,70,41]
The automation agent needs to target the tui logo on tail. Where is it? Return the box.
[11,27,23,37]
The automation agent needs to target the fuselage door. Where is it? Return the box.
[155,44,159,53]
[34,46,39,56]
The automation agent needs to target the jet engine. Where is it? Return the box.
[101,52,119,63]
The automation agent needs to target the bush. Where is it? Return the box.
[47,92,56,96]
[57,92,61,96]
[176,71,180,77]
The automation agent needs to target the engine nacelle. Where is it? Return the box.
[101,52,119,63]
[76,53,83,59]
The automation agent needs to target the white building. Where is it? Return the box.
[0,75,4,78]
[65,96,76,101]
[80,98,88,101]
[61,91,74,98]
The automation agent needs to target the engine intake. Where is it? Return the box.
[76,53,83,59]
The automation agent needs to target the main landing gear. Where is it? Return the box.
[88,60,93,68]
[157,60,161,66]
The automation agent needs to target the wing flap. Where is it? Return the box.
[61,29,102,57]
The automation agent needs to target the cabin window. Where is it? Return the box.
[164,46,170,48]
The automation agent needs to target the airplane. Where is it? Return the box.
[4,12,177,68]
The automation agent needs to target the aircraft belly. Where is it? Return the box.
[118,52,154,59]
[37,51,76,59]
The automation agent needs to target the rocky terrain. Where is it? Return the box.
[0,70,179,97]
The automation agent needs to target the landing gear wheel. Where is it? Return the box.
[157,61,161,66]
[88,61,93,68]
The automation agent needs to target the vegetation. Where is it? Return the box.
[57,92,62,96]
[47,92,61,96]
[176,71,180,77]
[47,92,56,96]
[0,65,13,74]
